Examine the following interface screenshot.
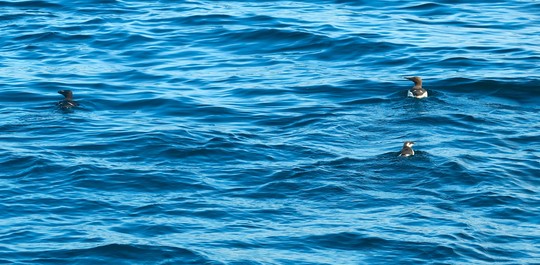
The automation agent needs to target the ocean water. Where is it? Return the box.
[1,0,539,264]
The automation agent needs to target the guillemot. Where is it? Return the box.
[399,141,415,157]
[404,76,428,98]
[57,90,78,109]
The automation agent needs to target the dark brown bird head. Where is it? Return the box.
[58,90,74,100]
[404,76,423,87]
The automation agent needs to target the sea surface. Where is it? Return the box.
[1,0,539,264]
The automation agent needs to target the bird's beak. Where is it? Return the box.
[404,76,414,80]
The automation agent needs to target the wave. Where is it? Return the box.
[2,244,213,264]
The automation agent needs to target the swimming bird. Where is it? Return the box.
[399,141,415,157]
[404,76,428,98]
[57,90,78,109]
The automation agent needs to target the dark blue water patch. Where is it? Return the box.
[165,14,242,26]
[402,2,450,12]
[434,78,540,104]
[88,32,158,53]
[203,28,332,55]
[306,40,409,62]
[2,244,216,265]
[0,0,63,9]
[12,31,92,43]
[68,169,214,193]
[0,11,57,24]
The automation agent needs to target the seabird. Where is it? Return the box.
[399,141,415,157]
[404,76,428,98]
[57,90,78,109]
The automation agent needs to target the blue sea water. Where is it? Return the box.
[1,0,540,264]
